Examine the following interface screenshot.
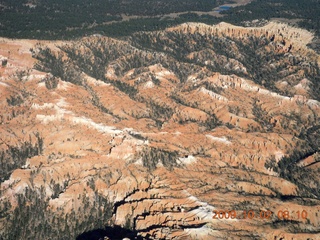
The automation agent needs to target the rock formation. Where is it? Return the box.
[0,22,320,239]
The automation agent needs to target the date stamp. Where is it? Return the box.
[212,210,308,220]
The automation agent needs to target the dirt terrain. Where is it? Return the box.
[0,21,320,239]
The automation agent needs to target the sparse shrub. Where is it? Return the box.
[44,74,59,90]
[274,149,320,198]
[147,101,174,127]
[6,94,24,106]
[0,133,44,181]
[139,147,178,171]
[200,115,221,130]
[113,80,138,99]
[151,74,160,85]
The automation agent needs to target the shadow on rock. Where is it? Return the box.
[76,225,146,240]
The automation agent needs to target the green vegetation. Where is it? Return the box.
[1,0,320,40]
[6,94,24,106]
[222,0,320,36]
[0,0,225,39]
[139,147,179,171]
[1,186,112,239]
[44,74,59,90]
[33,47,84,85]
[0,133,43,181]
[252,99,273,131]
[265,149,320,199]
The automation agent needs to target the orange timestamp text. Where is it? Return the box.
[212,210,308,220]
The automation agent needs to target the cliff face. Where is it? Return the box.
[0,22,320,240]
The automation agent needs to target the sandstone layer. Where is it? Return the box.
[0,22,320,240]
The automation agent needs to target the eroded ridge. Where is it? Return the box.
[0,22,320,239]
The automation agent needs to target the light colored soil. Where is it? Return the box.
[1,20,319,239]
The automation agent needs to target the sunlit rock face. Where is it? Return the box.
[0,21,320,240]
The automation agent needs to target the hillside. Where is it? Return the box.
[0,21,320,239]
[0,0,232,39]
[1,0,320,41]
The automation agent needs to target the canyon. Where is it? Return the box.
[0,21,320,239]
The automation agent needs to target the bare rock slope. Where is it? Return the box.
[0,22,320,239]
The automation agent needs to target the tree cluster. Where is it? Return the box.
[0,133,43,181]
[139,147,179,171]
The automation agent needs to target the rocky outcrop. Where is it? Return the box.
[0,22,320,240]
